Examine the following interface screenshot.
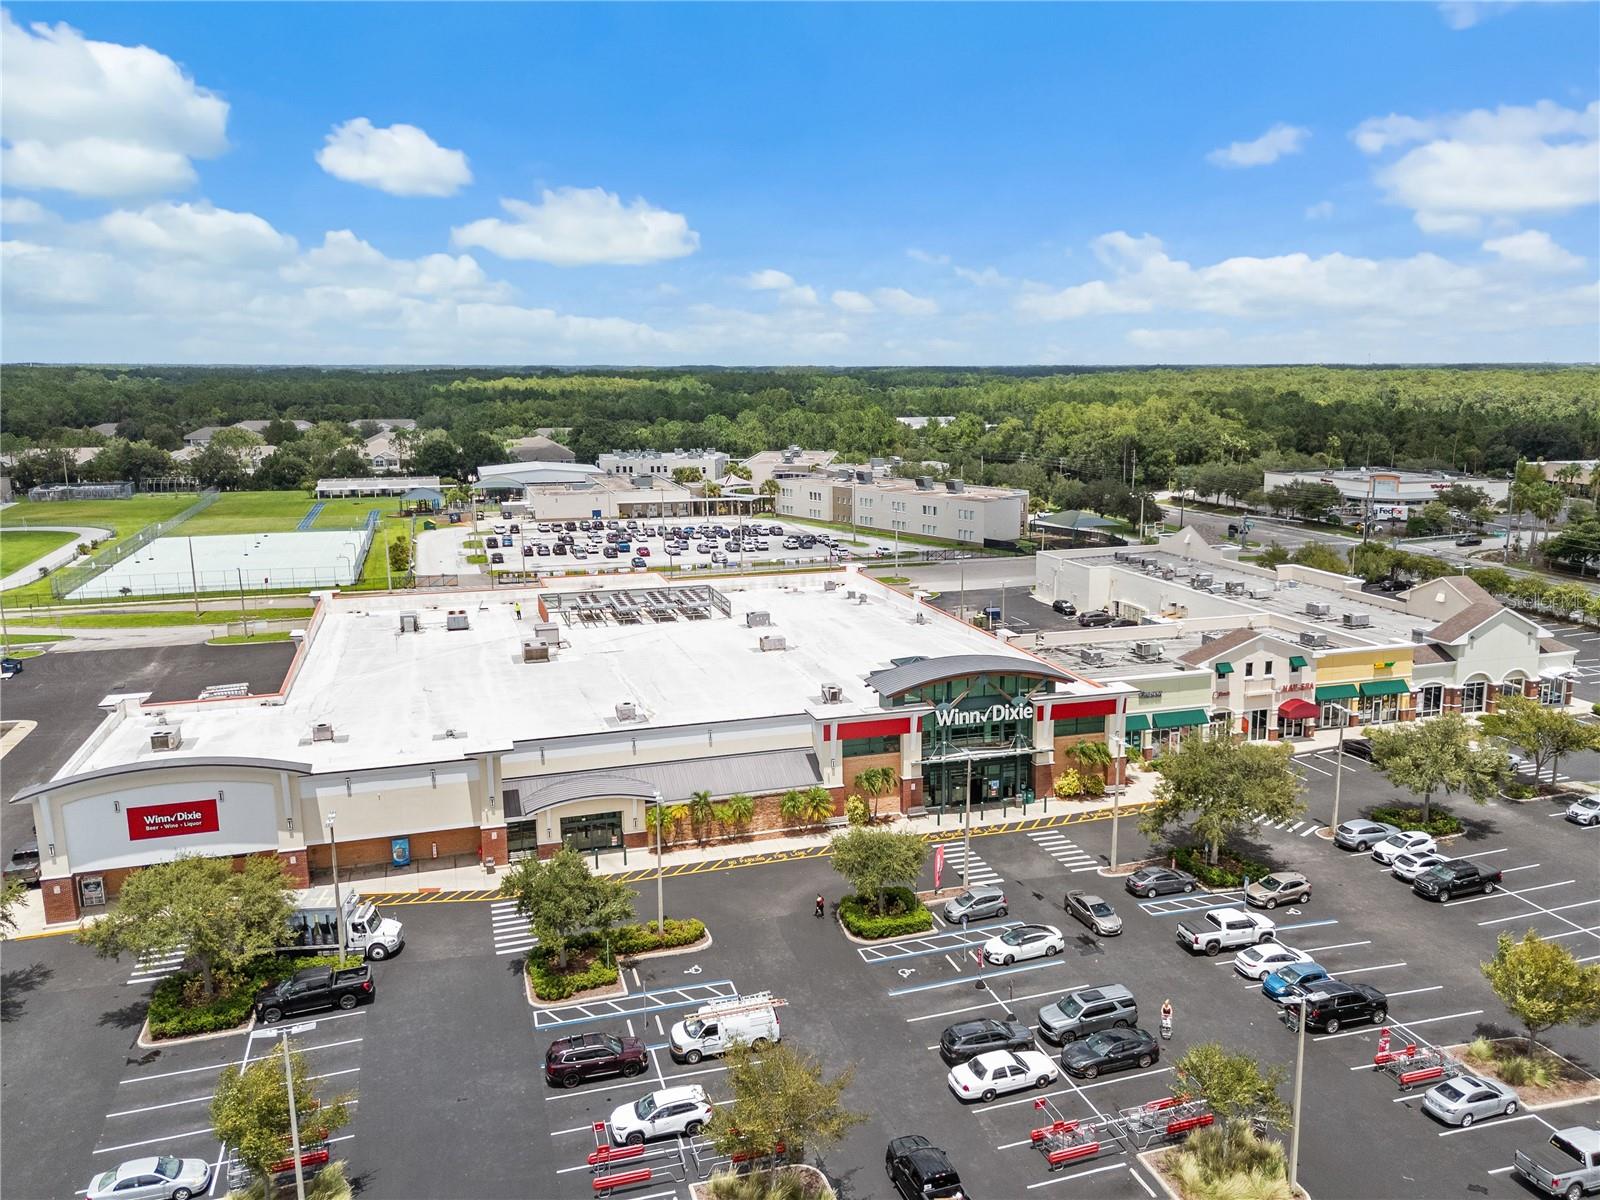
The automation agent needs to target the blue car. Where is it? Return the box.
[1262,961,1328,1002]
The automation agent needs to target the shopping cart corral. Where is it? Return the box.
[1028,1093,1214,1171]
[1368,1024,1466,1090]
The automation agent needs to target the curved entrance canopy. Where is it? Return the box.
[864,653,1077,700]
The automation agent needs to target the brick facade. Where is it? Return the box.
[306,825,481,872]
[41,878,78,923]
[278,850,311,887]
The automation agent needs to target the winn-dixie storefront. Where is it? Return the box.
[824,655,1128,810]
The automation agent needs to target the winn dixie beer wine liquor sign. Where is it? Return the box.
[127,799,221,840]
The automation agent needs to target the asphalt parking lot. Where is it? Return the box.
[0,642,297,868]
[1545,618,1600,704]
[7,739,1599,1200]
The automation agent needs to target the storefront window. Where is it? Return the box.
[1052,716,1106,737]
[1498,679,1524,699]
[1538,678,1564,706]
[1416,685,1442,718]
[1461,680,1488,714]
[560,811,623,851]
[843,734,899,757]
[1246,709,1270,740]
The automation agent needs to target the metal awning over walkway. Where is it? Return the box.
[504,748,823,816]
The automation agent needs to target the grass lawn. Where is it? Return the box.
[180,491,321,534]
[0,529,76,576]
[0,494,195,535]
[207,631,294,645]
[6,606,314,629]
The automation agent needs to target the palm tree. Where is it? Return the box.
[779,789,806,824]
[852,766,899,822]
[722,793,755,829]
[688,789,715,832]
[1072,741,1114,774]
[800,786,835,825]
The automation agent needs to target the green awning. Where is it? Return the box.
[1215,662,1234,676]
[1361,678,1410,697]
[1288,655,1308,670]
[1152,708,1210,730]
[1315,683,1359,701]
[1124,714,1151,733]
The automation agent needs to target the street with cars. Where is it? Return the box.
[3,699,1599,1199]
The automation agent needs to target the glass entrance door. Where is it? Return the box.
[506,822,539,861]
[923,757,1029,809]
[559,811,623,851]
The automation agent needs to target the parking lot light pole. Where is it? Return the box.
[1328,703,1351,832]
[1288,995,1308,1194]
[281,1026,308,1200]
[963,754,974,890]
[653,790,665,936]
[326,813,344,962]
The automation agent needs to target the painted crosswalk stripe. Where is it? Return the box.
[126,948,187,986]
[935,844,1001,884]
[490,899,539,955]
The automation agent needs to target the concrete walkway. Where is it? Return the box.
[0,525,112,592]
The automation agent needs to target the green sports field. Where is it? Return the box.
[0,529,77,577]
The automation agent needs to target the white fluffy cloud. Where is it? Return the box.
[1304,201,1335,220]
[1436,2,1520,29]
[452,186,699,266]
[1,196,53,224]
[1481,230,1586,272]
[315,118,472,197]
[1354,100,1598,234]
[742,268,818,305]
[906,247,951,265]
[100,201,296,265]
[873,287,938,315]
[1125,327,1230,352]
[831,289,876,313]
[0,10,228,195]
[1206,123,1310,168]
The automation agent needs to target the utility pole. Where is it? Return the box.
[186,536,201,619]
[326,813,345,962]
[1288,995,1309,1194]
[963,753,973,890]
[281,1027,309,1200]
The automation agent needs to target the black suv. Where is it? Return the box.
[1077,610,1114,628]
[1291,981,1387,1034]
[1051,599,1076,616]
[886,1136,965,1200]
[543,1032,649,1088]
[939,1017,1033,1064]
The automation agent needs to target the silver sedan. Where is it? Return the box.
[1064,891,1123,936]
[1420,1074,1520,1127]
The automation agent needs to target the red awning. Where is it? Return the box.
[1278,698,1319,720]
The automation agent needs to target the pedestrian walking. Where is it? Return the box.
[814,894,825,919]
[1160,998,1174,1040]
[513,601,522,620]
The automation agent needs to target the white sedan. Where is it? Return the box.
[947,1049,1059,1102]
[1233,942,1313,980]
[1391,849,1448,882]
[1371,831,1437,864]
[981,923,1065,965]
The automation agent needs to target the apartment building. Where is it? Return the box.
[597,448,729,480]
[777,469,1027,545]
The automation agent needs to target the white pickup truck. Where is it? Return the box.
[1514,1127,1600,1199]
[1175,908,1277,957]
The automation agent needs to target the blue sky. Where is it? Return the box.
[2,2,1596,364]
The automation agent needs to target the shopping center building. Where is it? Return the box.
[15,571,1132,922]
[1032,530,1578,757]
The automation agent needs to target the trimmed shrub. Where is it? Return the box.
[610,918,706,956]
[1082,775,1106,798]
[148,954,356,1039]
[845,795,870,827]
[1496,1054,1554,1088]
[527,919,707,999]
[1170,845,1273,889]
[838,887,932,939]
[1052,769,1082,799]
[1369,805,1464,837]
[528,955,618,1001]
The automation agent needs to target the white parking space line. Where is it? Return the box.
[1130,1168,1158,1198]
[1304,940,1372,953]
[1025,1161,1126,1189]
[1297,760,1332,779]
[1499,864,1542,874]
[107,1093,216,1119]
[1479,898,1599,926]
[1331,961,1407,976]
[984,1065,1174,1111]
[1386,986,1445,999]
[1437,1112,1550,1138]
[1299,824,1321,837]
[1451,879,1576,906]
[1546,925,1600,941]
[905,985,1065,1023]
[96,1126,216,1154]
[1316,1009,1483,1041]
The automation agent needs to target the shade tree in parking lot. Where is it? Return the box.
[498,845,634,969]
[1365,713,1506,825]
[1479,694,1600,789]
[1480,930,1600,1056]
[77,854,294,1001]
[707,1042,866,1172]
[828,827,927,915]
[1172,1043,1293,1185]
[211,1042,353,1187]
[1140,737,1303,867]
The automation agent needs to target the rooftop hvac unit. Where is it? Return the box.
[857,595,869,605]
[1341,612,1372,629]
[759,635,787,652]
[1299,632,1329,649]
[821,683,844,703]
[522,640,552,663]
[149,726,183,751]
[915,610,928,624]
[856,470,873,484]
[1161,568,1177,580]
[1305,602,1331,617]
[946,479,965,493]
[1077,649,1108,668]
[845,590,856,599]
[1131,641,1165,662]
[1191,573,1213,589]
[824,580,840,592]
[1144,564,1161,575]
[1114,552,1129,562]
[1200,630,1224,644]
[916,476,934,489]
[1224,581,1247,595]
[311,723,335,742]
[616,701,637,721]
[1411,627,1433,644]
[446,610,470,631]
[399,611,419,633]
[1282,579,1300,588]
[745,611,771,627]
[632,474,653,488]
[533,621,559,644]
[1247,587,1274,600]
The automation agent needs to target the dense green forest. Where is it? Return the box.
[3,366,1596,513]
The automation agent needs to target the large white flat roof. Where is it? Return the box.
[68,571,1105,778]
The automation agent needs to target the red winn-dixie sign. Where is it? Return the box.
[127,799,220,841]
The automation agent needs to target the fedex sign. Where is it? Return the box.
[127,799,220,841]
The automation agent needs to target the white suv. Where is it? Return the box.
[1565,795,1600,826]
[609,1085,712,1145]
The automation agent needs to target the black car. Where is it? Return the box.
[0,657,22,678]
[1051,599,1077,616]
[1288,980,1387,1034]
[886,1136,965,1200]
[1060,1027,1160,1078]
[544,1032,649,1088]
[1110,617,1140,627]
[1455,535,1483,547]
[1077,611,1114,628]
[1339,737,1375,761]
[1124,866,1197,898]
[939,1017,1034,1064]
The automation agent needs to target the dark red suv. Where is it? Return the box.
[544,1032,649,1088]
